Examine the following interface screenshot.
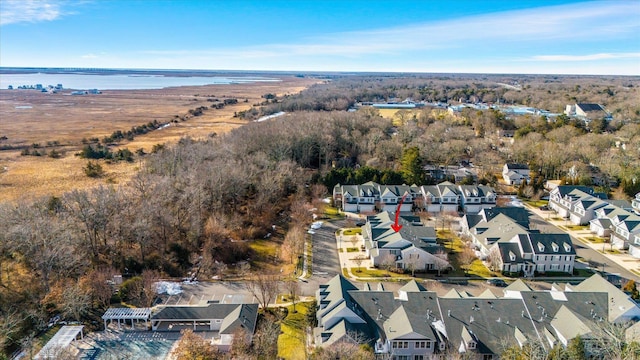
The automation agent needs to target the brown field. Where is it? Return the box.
[0,76,319,202]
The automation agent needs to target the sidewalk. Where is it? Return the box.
[524,203,640,280]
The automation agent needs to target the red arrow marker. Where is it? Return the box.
[391,194,408,232]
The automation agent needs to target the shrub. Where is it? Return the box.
[84,161,104,178]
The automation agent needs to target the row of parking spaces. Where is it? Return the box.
[162,293,253,306]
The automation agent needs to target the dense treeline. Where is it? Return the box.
[242,74,640,122]
[0,110,397,353]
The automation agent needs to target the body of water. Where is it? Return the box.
[0,72,279,90]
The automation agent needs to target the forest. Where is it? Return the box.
[1,73,639,356]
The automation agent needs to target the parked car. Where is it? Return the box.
[487,278,508,287]
[539,205,550,211]
[355,220,366,226]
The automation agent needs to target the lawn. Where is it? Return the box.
[278,302,312,360]
[349,267,408,278]
[574,268,595,277]
[346,247,359,253]
[524,199,549,207]
[584,237,606,243]
[566,225,589,231]
[441,236,496,278]
[342,228,362,236]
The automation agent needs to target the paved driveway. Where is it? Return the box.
[310,219,345,282]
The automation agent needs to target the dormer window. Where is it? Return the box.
[537,243,545,252]
[563,243,571,252]
[509,251,516,262]
[551,243,559,252]
[468,341,477,349]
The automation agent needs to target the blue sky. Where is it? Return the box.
[0,0,638,75]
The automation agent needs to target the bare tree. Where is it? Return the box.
[352,255,368,272]
[458,247,477,276]
[246,274,279,309]
[405,253,421,277]
[251,312,283,359]
[171,329,221,360]
[380,253,397,276]
[311,331,374,360]
[80,267,116,310]
[433,250,451,276]
[61,281,91,322]
[487,246,504,272]
[284,278,300,313]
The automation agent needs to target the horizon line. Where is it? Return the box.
[1,66,639,77]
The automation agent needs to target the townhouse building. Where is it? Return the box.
[333,181,496,215]
[362,212,450,273]
[314,274,638,359]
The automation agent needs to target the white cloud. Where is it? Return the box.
[140,1,639,60]
[532,53,640,61]
[0,0,68,25]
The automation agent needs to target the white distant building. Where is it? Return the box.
[502,163,530,185]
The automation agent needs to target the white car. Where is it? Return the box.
[310,221,323,229]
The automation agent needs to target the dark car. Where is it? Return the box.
[355,220,366,226]
[487,278,508,287]
[539,205,550,211]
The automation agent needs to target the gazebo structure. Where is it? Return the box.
[102,307,151,330]
[35,325,84,359]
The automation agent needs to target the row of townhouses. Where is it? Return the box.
[548,186,640,259]
[362,212,451,273]
[461,207,576,276]
[333,181,496,214]
[314,274,640,359]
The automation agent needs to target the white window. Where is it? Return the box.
[468,341,476,349]
[551,243,559,252]
[563,243,571,252]
[415,341,426,348]
[537,243,545,252]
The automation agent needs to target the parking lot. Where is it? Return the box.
[157,281,255,306]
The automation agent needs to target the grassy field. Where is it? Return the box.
[377,108,422,126]
[277,302,312,360]
[0,77,318,202]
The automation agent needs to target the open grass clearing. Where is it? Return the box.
[0,77,318,203]
[277,302,312,360]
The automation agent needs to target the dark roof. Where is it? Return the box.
[439,297,538,355]
[505,163,529,170]
[555,186,594,197]
[527,233,575,255]
[152,303,241,320]
[482,207,531,229]
[151,303,259,334]
[520,291,608,326]
[577,103,604,112]
[498,243,524,264]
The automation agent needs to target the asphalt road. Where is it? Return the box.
[310,219,344,280]
[528,209,639,282]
